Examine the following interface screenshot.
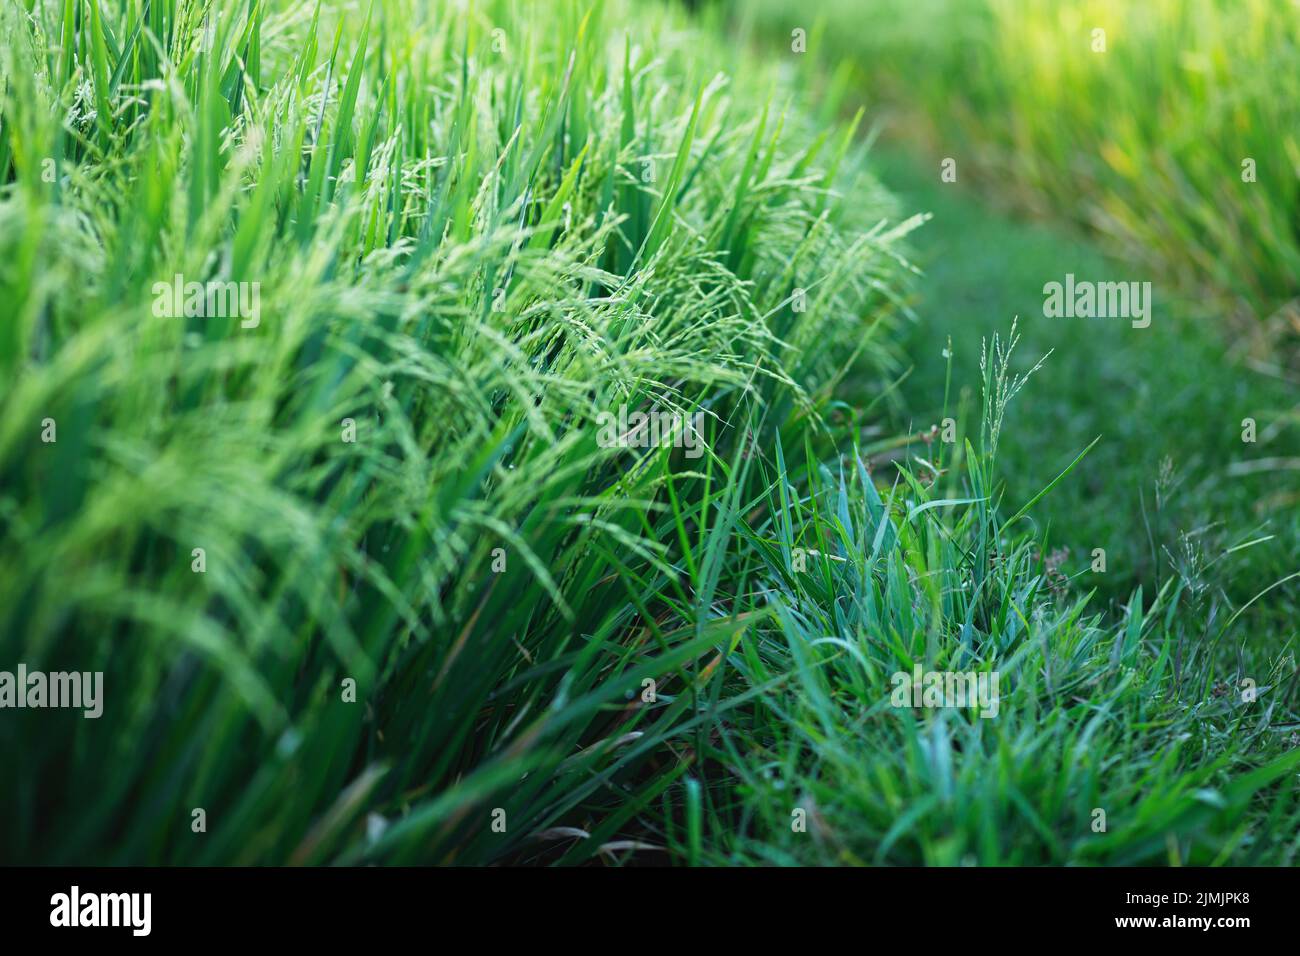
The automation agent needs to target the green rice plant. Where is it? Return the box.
[0,0,919,863]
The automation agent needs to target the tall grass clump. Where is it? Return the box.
[701,331,1300,865]
[0,0,921,863]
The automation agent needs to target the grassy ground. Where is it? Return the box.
[872,147,1300,624]
[690,0,1300,865]
[691,150,1300,866]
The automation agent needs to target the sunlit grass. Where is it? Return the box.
[2,0,1297,867]
[0,0,915,863]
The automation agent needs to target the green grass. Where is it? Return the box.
[0,0,917,864]
[2,0,1298,867]
[871,148,1300,623]
[707,408,1300,865]
[699,179,1300,866]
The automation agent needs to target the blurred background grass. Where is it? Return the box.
[733,0,1300,356]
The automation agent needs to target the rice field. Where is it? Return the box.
[1,0,1298,868]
